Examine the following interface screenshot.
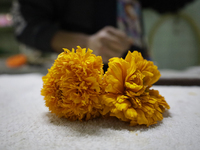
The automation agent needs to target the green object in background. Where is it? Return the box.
[0,26,19,56]
[0,0,20,56]
[148,12,200,66]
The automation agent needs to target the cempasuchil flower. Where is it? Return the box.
[101,51,170,126]
[41,46,104,121]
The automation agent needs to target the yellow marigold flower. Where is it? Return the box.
[101,51,170,126]
[41,46,104,121]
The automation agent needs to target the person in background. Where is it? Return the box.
[11,0,193,71]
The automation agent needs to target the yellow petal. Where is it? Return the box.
[102,94,116,106]
[155,110,163,121]
[125,108,137,120]
[102,106,112,115]
[130,120,138,126]
[105,75,123,93]
[115,101,130,111]
[110,109,127,121]
[116,95,128,103]
[91,96,99,104]
[124,51,132,62]
[86,113,91,120]
[136,109,148,125]
[125,82,143,92]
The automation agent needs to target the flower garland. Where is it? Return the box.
[41,46,170,126]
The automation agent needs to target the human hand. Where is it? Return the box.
[87,26,133,63]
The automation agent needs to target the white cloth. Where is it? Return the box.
[0,73,200,150]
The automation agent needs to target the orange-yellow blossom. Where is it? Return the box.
[41,46,104,121]
[101,51,170,126]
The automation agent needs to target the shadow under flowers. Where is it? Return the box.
[43,110,171,136]
[162,110,172,118]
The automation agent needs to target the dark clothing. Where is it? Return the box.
[141,0,194,14]
[12,0,194,55]
[12,0,148,61]
[12,0,118,51]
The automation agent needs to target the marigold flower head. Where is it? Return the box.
[41,46,104,121]
[101,51,170,126]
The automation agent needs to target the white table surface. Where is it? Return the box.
[0,73,200,150]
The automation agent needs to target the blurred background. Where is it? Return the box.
[0,0,18,56]
[143,0,200,70]
[0,0,199,75]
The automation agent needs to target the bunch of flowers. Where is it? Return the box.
[41,46,104,121]
[41,46,170,126]
[101,51,170,126]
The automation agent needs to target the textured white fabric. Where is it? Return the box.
[0,73,200,150]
